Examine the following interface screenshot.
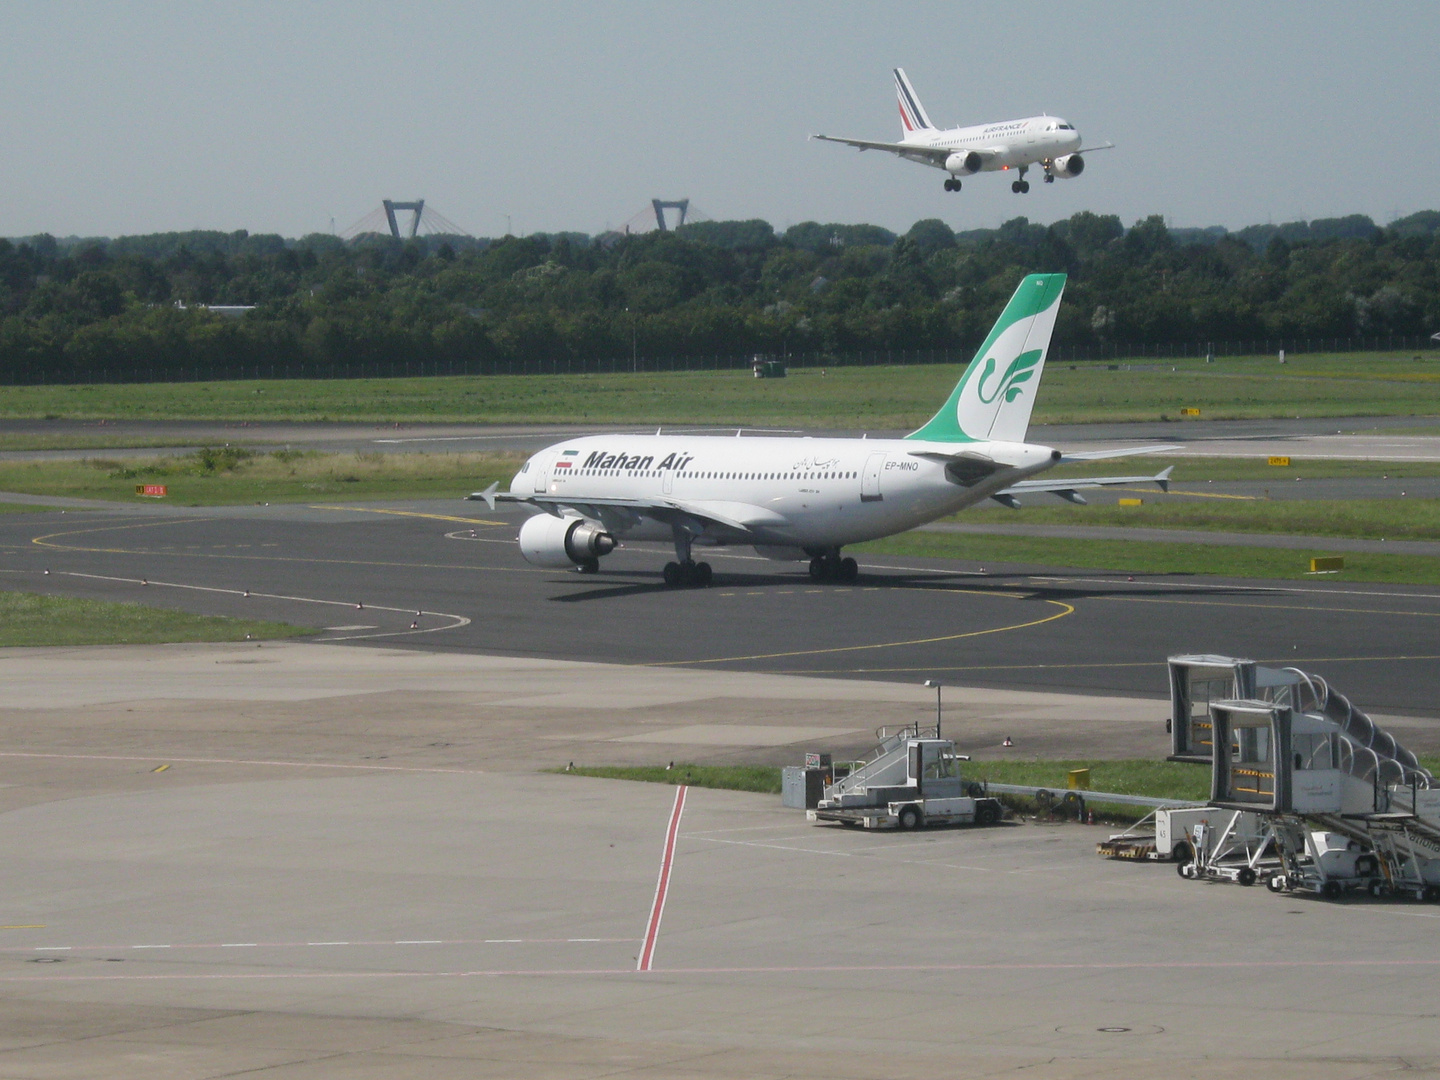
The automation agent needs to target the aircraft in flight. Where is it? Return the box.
[812,68,1111,194]
[472,273,1172,587]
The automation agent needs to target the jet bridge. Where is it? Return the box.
[1198,690,1439,900]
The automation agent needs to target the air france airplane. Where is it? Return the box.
[812,68,1111,193]
[472,273,1172,587]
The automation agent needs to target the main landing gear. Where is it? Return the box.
[1010,164,1031,194]
[808,552,859,583]
[663,560,712,588]
[943,177,962,192]
[663,525,712,589]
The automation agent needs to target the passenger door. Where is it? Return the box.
[861,452,886,502]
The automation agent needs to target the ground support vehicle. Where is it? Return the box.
[806,725,1003,831]
[1175,812,1280,886]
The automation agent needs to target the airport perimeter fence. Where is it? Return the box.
[0,335,1433,386]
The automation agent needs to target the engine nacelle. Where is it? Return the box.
[1051,153,1084,179]
[944,150,983,176]
[518,513,616,569]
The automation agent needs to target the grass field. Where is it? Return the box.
[553,757,1440,807]
[0,448,522,505]
[0,590,313,647]
[1054,456,1440,482]
[955,495,1440,541]
[857,531,1440,585]
[2,353,1437,427]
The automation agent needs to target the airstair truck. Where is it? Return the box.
[808,725,1003,830]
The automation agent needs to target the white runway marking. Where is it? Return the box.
[54,570,472,641]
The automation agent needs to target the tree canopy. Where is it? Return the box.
[2,210,1437,382]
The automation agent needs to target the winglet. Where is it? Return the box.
[466,481,500,510]
[1154,466,1174,493]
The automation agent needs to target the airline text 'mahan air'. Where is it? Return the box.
[473,274,1173,588]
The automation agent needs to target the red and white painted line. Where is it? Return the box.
[637,784,687,972]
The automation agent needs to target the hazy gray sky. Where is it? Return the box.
[2,1,1435,239]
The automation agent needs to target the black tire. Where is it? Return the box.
[898,806,921,830]
[1019,181,1030,193]
[1321,880,1343,900]
[1172,841,1193,865]
[1011,181,1021,193]
[1176,857,1193,878]
[693,561,713,587]
[975,802,998,826]
[808,557,826,581]
[577,559,599,574]
[1237,867,1257,887]
[1424,885,1440,903]
[839,556,858,582]
[663,562,681,587]
[1266,872,1287,893]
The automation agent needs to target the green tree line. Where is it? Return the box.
[1,210,1437,383]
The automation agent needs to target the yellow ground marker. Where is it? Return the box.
[1118,498,1143,506]
[1268,456,1292,466]
[0,925,45,929]
[1309,556,1345,573]
[151,763,171,773]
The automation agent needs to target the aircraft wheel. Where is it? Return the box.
[693,561,713,587]
[1019,181,1030,193]
[577,558,599,574]
[1044,173,1055,183]
[838,556,858,582]
[808,557,827,581]
[663,562,682,587]
[1011,181,1022,193]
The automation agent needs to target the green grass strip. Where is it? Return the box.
[0,591,314,647]
[856,532,1440,586]
[549,763,783,794]
[550,756,1440,806]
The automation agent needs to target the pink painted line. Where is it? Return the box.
[637,785,687,972]
[7,956,1440,985]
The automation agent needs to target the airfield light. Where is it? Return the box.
[924,679,942,737]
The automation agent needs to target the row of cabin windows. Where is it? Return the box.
[575,470,859,481]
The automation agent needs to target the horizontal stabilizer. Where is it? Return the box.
[1004,465,1174,495]
[1058,444,1180,463]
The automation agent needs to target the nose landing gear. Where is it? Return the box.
[807,553,859,583]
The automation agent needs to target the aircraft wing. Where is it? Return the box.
[997,466,1173,505]
[810,133,953,166]
[1078,141,1116,152]
[468,484,787,536]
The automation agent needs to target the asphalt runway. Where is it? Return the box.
[5,496,1438,721]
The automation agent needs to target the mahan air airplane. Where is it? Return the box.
[473,273,1173,587]
[813,68,1111,193]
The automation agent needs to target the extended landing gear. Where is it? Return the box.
[943,177,962,192]
[807,553,859,583]
[663,560,713,588]
[1010,165,1031,194]
[663,524,712,588]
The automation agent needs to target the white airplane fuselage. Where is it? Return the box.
[512,434,1059,551]
[904,116,1082,173]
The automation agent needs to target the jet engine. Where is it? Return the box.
[1051,153,1084,178]
[518,513,616,569]
[944,150,983,176]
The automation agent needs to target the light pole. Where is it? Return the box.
[924,679,941,738]
[626,307,637,372]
